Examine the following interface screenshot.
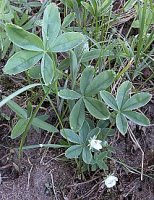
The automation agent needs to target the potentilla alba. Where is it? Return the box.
[88,135,102,151]
[104,175,118,188]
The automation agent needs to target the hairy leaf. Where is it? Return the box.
[58,89,81,100]
[65,145,82,158]
[69,99,85,132]
[80,67,94,94]
[3,50,43,75]
[122,92,152,111]
[123,111,150,126]
[42,3,61,48]
[85,70,115,96]
[50,32,84,52]
[41,53,55,85]
[6,23,44,51]
[84,97,109,120]
[60,129,81,143]
[100,90,118,111]
[116,81,132,109]
[116,112,128,135]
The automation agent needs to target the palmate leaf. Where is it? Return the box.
[42,3,61,49]
[85,70,115,96]
[50,32,85,52]
[58,89,81,100]
[6,23,44,51]
[122,92,152,111]
[6,100,58,133]
[3,50,43,75]
[41,53,55,85]
[69,98,85,132]
[123,111,150,126]
[84,97,109,120]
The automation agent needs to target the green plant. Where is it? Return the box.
[1,3,85,152]
[3,3,84,85]
[6,99,58,139]
[58,67,115,131]
[60,120,109,171]
[100,81,152,135]
[0,0,43,59]
[0,1,153,178]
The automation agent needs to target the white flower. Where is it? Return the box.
[88,135,102,151]
[104,175,118,188]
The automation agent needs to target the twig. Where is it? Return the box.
[67,176,99,188]
[128,125,144,180]
[50,172,58,200]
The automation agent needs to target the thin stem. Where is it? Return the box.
[19,87,51,158]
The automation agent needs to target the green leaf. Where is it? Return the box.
[6,100,27,119]
[116,112,128,135]
[0,83,41,108]
[70,50,78,87]
[65,145,83,158]
[58,89,81,100]
[122,92,152,111]
[50,32,84,52]
[6,23,44,51]
[87,127,100,141]
[79,121,90,143]
[81,49,101,62]
[80,67,94,94]
[123,111,150,126]
[3,50,43,75]
[32,118,58,133]
[22,143,68,150]
[116,81,132,109]
[85,70,115,96]
[62,12,75,28]
[82,146,92,164]
[124,0,137,12]
[42,3,61,49]
[28,65,41,79]
[100,90,118,111]
[60,129,80,143]
[69,99,85,132]
[27,101,33,118]
[95,152,108,170]
[11,119,28,139]
[41,53,55,85]
[84,97,109,120]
